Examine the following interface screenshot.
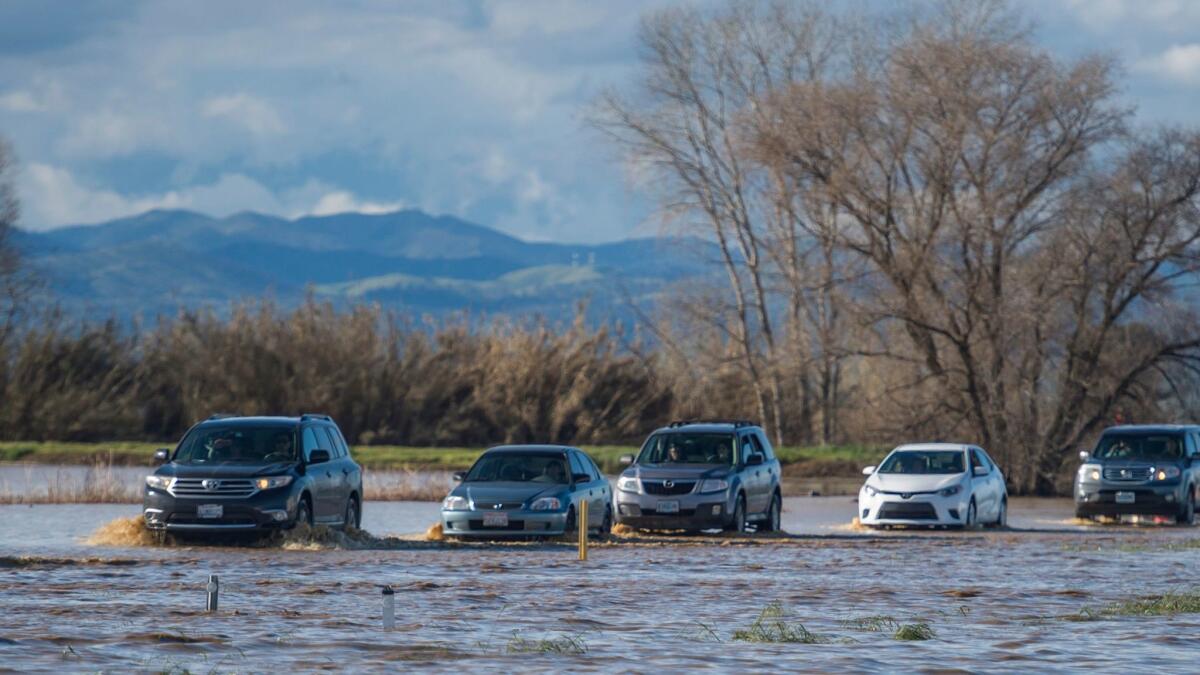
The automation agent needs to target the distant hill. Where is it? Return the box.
[16,209,711,324]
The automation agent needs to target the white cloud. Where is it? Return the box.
[0,90,43,112]
[1138,43,1200,83]
[16,163,400,229]
[202,93,286,136]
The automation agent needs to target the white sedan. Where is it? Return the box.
[858,443,1008,528]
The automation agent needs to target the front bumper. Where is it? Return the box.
[1074,482,1184,516]
[614,489,729,530]
[441,509,569,537]
[142,487,299,532]
[859,492,969,527]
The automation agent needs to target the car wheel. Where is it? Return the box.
[725,495,746,533]
[294,497,313,529]
[964,500,977,530]
[1177,488,1196,526]
[994,498,1007,528]
[342,497,359,531]
[565,506,578,536]
[599,506,613,537]
[762,493,781,532]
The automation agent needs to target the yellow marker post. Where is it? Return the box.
[578,500,588,561]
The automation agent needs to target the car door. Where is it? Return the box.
[583,452,609,525]
[302,426,337,522]
[321,427,351,517]
[969,448,996,520]
[566,451,592,527]
[738,434,765,513]
[754,431,781,502]
[330,426,362,503]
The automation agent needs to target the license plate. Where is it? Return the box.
[656,500,680,514]
[482,512,509,527]
[197,504,223,519]
[1115,491,1135,504]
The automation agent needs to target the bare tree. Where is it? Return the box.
[755,2,1200,491]
[0,137,32,348]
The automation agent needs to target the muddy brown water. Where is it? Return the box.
[2,498,1199,672]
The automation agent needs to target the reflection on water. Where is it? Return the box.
[1,498,1198,671]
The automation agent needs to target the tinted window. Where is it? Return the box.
[637,433,735,466]
[321,428,344,458]
[1094,435,1183,460]
[970,449,988,472]
[879,450,965,474]
[739,436,755,464]
[586,456,603,481]
[756,431,776,461]
[175,426,297,465]
[331,428,351,458]
[568,452,587,479]
[302,428,321,461]
[466,453,569,483]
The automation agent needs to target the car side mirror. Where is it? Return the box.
[452,471,465,482]
[308,449,331,465]
[572,473,591,484]
[154,448,170,463]
[619,454,634,466]
[1078,450,1089,462]
[862,465,876,475]
[747,453,764,466]
[973,465,988,477]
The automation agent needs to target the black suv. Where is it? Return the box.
[143,414,363,534]
[614,420,783,532]
[1075,424,1199,524]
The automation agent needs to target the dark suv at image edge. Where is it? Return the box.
[143,414,364,533]
[1075,424,1199,524]
[615,420,783,532]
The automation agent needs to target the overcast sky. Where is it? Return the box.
[1,0,1197,241]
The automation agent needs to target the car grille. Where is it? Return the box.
[642,481,696,496]
[472,501,523,510]
[877,502,938,520]
[169,515,256,526]
[1102,467,1152,481]
[468,519,526,531]
[169,478,258,498]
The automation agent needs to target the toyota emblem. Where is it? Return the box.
[202,479,221,491]
[901,492,912,499]
[664,480,675,488]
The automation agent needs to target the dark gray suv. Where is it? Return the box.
[615,420,782,533]
[1075,424,1199,524]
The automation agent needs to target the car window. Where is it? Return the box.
[636,433,735,466]
[970,449,988,473]
[321,428,343,458]
[331,427,351,458]
[1094,434,1183,460]
[1188,433,1199,457]
[588,456,603,481]
[173,425,297,465]
[879,450,965,474]
[568,452,587,480]
[756,431,776,461]
[748,434,766,458]
[740,436,755,464]
[302,428,321,461]
[466,453,568,483]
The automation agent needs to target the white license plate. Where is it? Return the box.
[656,500,680,514]
[1115,491,1136,504]
[482,512,509,527]
[197,504,223,519]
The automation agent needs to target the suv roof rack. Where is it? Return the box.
[207,413,239,421]
[667,419,757,429]
[300,413,333,422]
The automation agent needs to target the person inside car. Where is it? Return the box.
[533,460,567,483]
[667,443,684,463]
[708,441,732,464]
[265,432,295,463]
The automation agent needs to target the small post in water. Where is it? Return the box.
[578,500,588,561]
[205,574,219,613]
[382,585,395,629]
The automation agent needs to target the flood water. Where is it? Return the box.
[2,497,1199,672]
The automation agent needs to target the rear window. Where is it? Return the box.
[1094,435,1183,461]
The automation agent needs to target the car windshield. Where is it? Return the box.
[879,450,965,474]
[465,453,569,483]
[636,433,736,466]
[174,426,298,465]
[1093,434,1184,461]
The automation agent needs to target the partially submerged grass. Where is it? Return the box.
[505,633,587,655]
[1061,589,1200,621]
[892,623,936,641]
[732,602,828,644]
[839,615,901,632]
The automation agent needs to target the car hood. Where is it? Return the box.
[867,473,965,493]
[625,465,731,481]
[158,462,296,479]
[451,482,565,504]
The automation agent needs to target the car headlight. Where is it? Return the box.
[939,484,962,497]
[699,479,729,493]
[255,475,293,490]
[863,485,879,497]
[442,495,469,511]
[1078,464,1102,482]
[1154,466,1181,481]
[145,475,173,490]
[530,497,562,511]
[617,476,639,493]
